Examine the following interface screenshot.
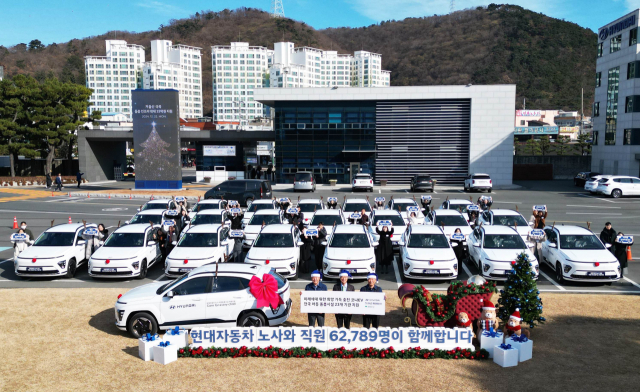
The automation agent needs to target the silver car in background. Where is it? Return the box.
[293,171,316,192]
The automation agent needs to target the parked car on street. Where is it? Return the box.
[595,176,640,198]
[574,171,600,187]
[464,173,492,192]
[293,171,316,192]
[410,175,435,192]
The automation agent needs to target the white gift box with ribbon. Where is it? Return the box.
[508,335,533,362]
[479,329,504,358]
[163,327,189,348]
[153,341,178,365]
[493,343,519,367]
[138,334,162,361]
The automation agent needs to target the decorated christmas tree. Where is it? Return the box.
[136,122,175,179]
[497,252,546,329]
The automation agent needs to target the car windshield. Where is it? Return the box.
[310,214,343,226]
[392,202,417,212]
[195,203,221,212]
[408,234,450,248]
[330,233,370,248]
[34,232,75,246]
[432,215,468,226]
[248,214,281,226]
[129,214,162,225]
[298,203,321,213]
[559,234,605,250]
[344,202,371,212]
[104,233,145,247]
[493,215,528,227]
[295,173,312,181]
[191,214,223,226]
[141,203,167,211]
[483,234,526,249]
[450,203,472,213]
[254,233,294,247]
[373,215,405,226]
[247,203,274,213]
[473,175,491,180]
[178,232,218,247]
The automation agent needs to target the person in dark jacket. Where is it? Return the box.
[166,225,178,255]
[600,222,617,253]
[229,210,243,230]
[76,171,84,188]
[361,273,384,328]
[154,226,168,261]
[327,199,338,209]
[97,224,109,241]
[266,164,274,183]
[333,270,355,329]
[55,173,63,191]
[178,209,191,236]
[46,173,52,189]
[357,209,370,227]
[376,225,394,274]
[256,165,263,179]
[250,167,257,179]
[450,227,466,263]
[529,208,548,230]
[18,221,34,242]
[313,223,327,271]
[300,230,314,273]
[304,270,328,326]
[614,233,630,277]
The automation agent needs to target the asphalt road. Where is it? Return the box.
[1,180,640,294]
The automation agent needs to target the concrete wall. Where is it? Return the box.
[514,155,591,179]
[78,134,128,182]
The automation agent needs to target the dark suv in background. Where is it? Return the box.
[204,180,272,206]
[574,171,600,187]
[410,175,434,192]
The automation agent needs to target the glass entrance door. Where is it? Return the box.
[350,163,360,182]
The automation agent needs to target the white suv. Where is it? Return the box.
[245,224,302,279]
[341,198,372,222]
[242,199,279,226]
[88,224,160,279]
[464,173,492,192]
[242,209,285,250]
[352,173,374,192]
[388,198,425,223]
[15,223,97,278]
[188,199,228,219]
[115,264,292,338]
[307,209,344,236]
[584,175,607,194]
[596,176,640,198]
[426,209,473,240]
[369,210,407,249]
[540,225,620,283]
[164,224,234,278]
[398,225,458,280]
[322,224,378,279]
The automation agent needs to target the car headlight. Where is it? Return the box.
[563,265,572,273]
[57,260,66,269]
[323,262,328,270]
[483,264,491,272]
[117,310,125,321]
[404,263,410,271]
[453,263,458,271]
[132,261,139,270]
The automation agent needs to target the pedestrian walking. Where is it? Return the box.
[55,173,63,191]
[376,224,394,274]
[45,172,52,189]
[333,270,355,329]
[76,171,84,188]
[600,222,617,253]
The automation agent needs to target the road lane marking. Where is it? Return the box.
[392,255,403,288]
[0,259,13,265]
[153,274,166,282]
[538,270,565,291]
[623,276,640,290]
[565,212,622,215]
[566,205,621,209]
[578,194,616,203]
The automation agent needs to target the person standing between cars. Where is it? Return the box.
[361,272,384,329]
[178,209,191,236]
[376,224,394,274]
[327,199,338,209]
[614,232,629,278]
[333,270,355,329]
[300,229,314,272]
[97,224,109,241]
[267,164,273,183]
[313,223,327,271]
[304,270,327,327]
[155,226,168,261]
[166,225,178,254]
[450,228,466,263]
[256,165,263,179]
[375,200,385,210]
[229,208,243,230]
[18,222,34,242]
[408,211,419,225]
[76,171,84,188]
[81,221,100,260]
[250,166,257,179]
[45,172,52,189]
[529,208,548,229]
[600,222,617,253]
[55,173,63,192]
[357,209,370,227]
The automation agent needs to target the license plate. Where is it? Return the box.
[178,268,192,272]
[346,269,357,273]
[504,270,513,275]
[26,267,43,272]
[423,269,439,274]
[101,268,117,273]
[587,272,605,277]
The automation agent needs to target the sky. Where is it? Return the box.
[1,0,640,46]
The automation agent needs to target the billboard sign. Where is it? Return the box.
[132,90,181,189]
[203,145,236,156]
[516,110,542,117]
[514,126,559,135]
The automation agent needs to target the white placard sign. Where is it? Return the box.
[407,206,419,213]
[175,196,186,202]
[165,210,179,216]
[533,205,546,212]
[286,207,299,214]
[203,145,236,156]
[618,235,634,244]
[229,230,244,238]
[83,228,99,236]
[189,326,474,351]
[162,220,175,227]
[327,197,338,203]
[374,197,385,202]
[300,291,385,316]
[350,213,362,220]
[228,200,239,206]
[278,198,290,203]
[529,229,545,240]
[11,233,27,241]
[229,208,242,214]
[304,229,318,236]
[467,205,480,212]
[421,195,432,201]
[377,220,392,227]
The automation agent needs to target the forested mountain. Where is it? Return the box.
[0,4,597,116]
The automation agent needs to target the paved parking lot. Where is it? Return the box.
[1,180,639,294]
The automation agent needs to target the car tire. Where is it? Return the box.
[127,311,158,339]
[291,261,299,280]
[65,258,77,279]
[245,197,254,206]
[555,262,564,283]
[611,189,622,199]
[488,189,492,193]
[237,311,266,327]
[136,259,148,280]
[479,261,484,276]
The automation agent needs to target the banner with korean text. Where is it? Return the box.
[190,327,474,351]
[300,291,385,316]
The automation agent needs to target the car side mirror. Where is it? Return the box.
[372,241,379,247]
[549,243,557,248]
[166,290,174,298]
[321,241,328,246]
[147,240,156,246]
[605,243,612,249]
[77,240,87,246]
[529,222,534,227]
[137,208,141,212]
[473,243,481,248]
[451,242,458,247]
[297,240,304,246]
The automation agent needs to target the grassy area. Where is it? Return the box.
[0,289,638,392]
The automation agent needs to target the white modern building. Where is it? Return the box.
[142,40,203,119]
[353,51,391,87]
[255,85,516,185]
[211,42,273,123]
[85,40,145,119]
[593,9,640,176]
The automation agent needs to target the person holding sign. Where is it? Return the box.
[332,270,355,329]
[81,221,100,260]
[304,270,328,327]
[600,222,617,252]
[408,211,419,225]
[420,196,432,214]
[450,228,466,263]
[375,198,385,210]
[376,224,394,274]
[529,206,548,229]
[358,209,370,227]
[360,273,384,328]
[300,229,314,272]
[327,198,338,209]
[229,208,244,230]
[614,233,631,277]
[12,229,32,261]
[17,221,34,241]
[313,223,328,271]
[166,225,178,254]
[178,209,191,237]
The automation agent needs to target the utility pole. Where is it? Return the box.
[580,88,584,135]
[523,98,526,110]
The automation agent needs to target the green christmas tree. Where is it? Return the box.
[497,252,546,329]
[136,122,175,180]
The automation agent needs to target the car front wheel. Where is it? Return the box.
[65,258,77,278]
[127,311,158,339]
[136,259,148,280]
[555,262,564,283]
[237,311,266,327]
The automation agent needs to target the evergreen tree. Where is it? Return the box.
[524,138,540,156]
[497,252,546,329]
[539,135,551,156]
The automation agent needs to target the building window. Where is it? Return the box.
[593,131,598,145]
[520,120,526,126]
[624,129,640,145]
[631,28,638,46]
[628,61,640,79]
[596,71,602,87]
[597,42,603,58]
[626,95,640,113]
[610,35,622,53]
[605,66,620,145]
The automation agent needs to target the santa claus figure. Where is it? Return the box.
[476,299,499,332]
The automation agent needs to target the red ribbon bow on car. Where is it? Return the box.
[249,274,285,310]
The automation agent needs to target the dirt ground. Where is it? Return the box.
[0,289,638,392]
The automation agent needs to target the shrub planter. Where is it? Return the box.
[329,179,338,186]
[380,179,388,186]
[204,177,212,183]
